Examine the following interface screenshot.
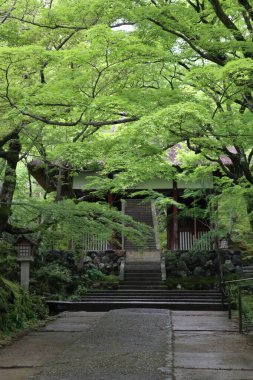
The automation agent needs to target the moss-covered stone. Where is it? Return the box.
[0,276,48,335]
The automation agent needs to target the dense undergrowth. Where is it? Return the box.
[30,252,119,300]
[0,240,119,337]
[0,276,48,338]
[228,281,253,330]
[165,273,239,290]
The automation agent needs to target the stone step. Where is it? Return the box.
[118,285,172,289]
[46,300,226,312]
[83,290,222,295]
[125,262,161,265]
[242,266,253,278]
[124,275,162,280]
[125,245,157,249]
[126,260,161,262]
[123,274,162,278]
[123,279,162,283]
[84,295,222,299]
[125,264,161,269]
[242,268,253,274]
[125,217,155,221]
[125,270,161,274]
[85,290,222,294]
[83,295,222,300]
[125,262,161,270]
[125,261,161,265]
[83,300,223,305]
[125,268,161,271]
[120,280,163,285]
[124,215,153,219]
[124,269,161,274]
[124,272,161,276]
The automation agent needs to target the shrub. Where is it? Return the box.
[68,285,88,301]
[0,240,19,282]
[165,276,220,290]
[87,268,105,281]
[0,276,48,335]
[33,262,73,297]
[164,251,178,275]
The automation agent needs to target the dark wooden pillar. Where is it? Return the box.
[167,180,179,250]
[108,193,113,206]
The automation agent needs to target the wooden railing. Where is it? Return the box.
[83,234,109,251]
[222,277,253,333]
[179,230,211,251]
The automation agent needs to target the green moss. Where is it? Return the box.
[104,274,119,284]
[87,268,106,281]
[0,276,48,335]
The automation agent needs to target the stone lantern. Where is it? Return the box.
[16,236,35,290]
[220,237,229,250]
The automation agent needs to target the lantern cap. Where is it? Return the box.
[15,235,36,246]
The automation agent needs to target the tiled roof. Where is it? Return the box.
[167,144,235,165]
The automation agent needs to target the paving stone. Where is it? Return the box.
[172,311,253,379]
[0,368,37,380]
[31,309,172,380]
[0,311,105,380]
[175,368,253,380]
[172,311,238,331]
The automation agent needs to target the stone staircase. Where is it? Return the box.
[120,261,164,289]
[74,259,225,311]
[242,265,253,278]
[46,259,226,312]
[123,199,158,251]
[75,289,224,311]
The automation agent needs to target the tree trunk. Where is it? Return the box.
[245,191,253,231]
[0,137,21,236]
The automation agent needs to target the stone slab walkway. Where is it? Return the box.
[0,312,105,380]
[0,309,253,379]
[172,311,253,379]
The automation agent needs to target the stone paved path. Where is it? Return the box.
[172,311,253,379]
[0,309,253,379]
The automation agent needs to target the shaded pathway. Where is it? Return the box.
[0,309,253,379]
[0,312,105,380]
[172,311,253,379]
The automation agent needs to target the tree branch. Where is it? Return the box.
[238,0,253,23]
[248,148,253,165]
[0,127,21,147]
[80,116,139,127]
[54,30,77,51]
[20,109,139,127]
[209,0,245,41]
[147,17,227,66]
[8,15,96,30]
[110,21,136,28]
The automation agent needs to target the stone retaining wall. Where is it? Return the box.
[83,250,126,275]
[164,249,243,277]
